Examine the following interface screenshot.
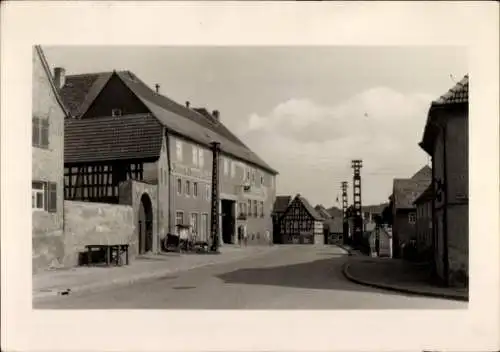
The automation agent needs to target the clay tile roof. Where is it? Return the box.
[432,75,469,106]
[59,72,113,117]
[272,195,292,214]
[64,113,163,163]
[60,70,277,174]
[411,165,432,181]
[413,184,433,205]
[295,195,324,221]
[393,175,432,210]
[315,205,332,219]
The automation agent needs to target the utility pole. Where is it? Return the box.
[341,181,349,245]
[210,141,221,253]
[351,160,363,248]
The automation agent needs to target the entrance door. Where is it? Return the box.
[221,199,235,244]
[138,193,153,255]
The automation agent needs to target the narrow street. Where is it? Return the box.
[34,245,466,309]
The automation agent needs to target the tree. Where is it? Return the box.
[381,203,393,225]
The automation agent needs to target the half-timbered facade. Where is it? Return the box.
[279,194,324,244]
[59,69,278,255]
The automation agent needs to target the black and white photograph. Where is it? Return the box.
[31,45,469,310]
[1,2,499,352]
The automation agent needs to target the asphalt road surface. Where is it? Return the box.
[34,245,467,309]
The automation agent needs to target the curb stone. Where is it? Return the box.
[335,244,353,256]
[341,262,468,302]
[33,247,278,302]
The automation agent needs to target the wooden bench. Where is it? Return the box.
[85,244,129,266]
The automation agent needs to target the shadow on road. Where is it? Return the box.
[216,256,396,296]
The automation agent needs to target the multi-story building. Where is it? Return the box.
[390,165,432,258]
[278,194,324,245]
[60,69,278,256]
[419,74,469,288]
[32,46,70,272]
[271,195,292,244]
[413,184,433,260]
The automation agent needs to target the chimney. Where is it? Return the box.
[155,84,160,93]
[212,110,220,120]
[53,67,66,89]
[186,101,190,108]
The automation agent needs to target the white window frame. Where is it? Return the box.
[200,213,209,241]
[176,141,183,161]
[175,211,184,226]
[206,184,211,201]
[193,182,198,197]
[185,180,191,197]
[177,178,182,195]
[32,182,46,211]
[223,158,229,176]
[190,213,199,235]
[198,148,204,168]
[230,162,236,178]
[111,108,122,117]
[408,212,416,224]
[192,147,198,167]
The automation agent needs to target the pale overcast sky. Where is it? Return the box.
[43,46,467,207]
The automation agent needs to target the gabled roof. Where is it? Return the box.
[411,165,432,182]
[315,205,332,219]
[272,195,292,214]
[413,184,433,205]
[64,113,163,163]
[326,206,343,218]
[419,75,469,154]
[393,176,432,210]
[432,75,469,106]
[34,46,70,118]
[59,71,113,118]
[60,70,277,174]
[361,203,388,215]
[283,194,324,221]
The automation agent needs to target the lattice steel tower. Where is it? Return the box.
[210,141,221,252]
[341,181,349,244]
[351,160,363,246]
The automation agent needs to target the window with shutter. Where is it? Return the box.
[41,119,49,148]
[48,182,57,213]
[32,117,40,147]
[32,117,50,149]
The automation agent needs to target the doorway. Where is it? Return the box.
[138,193,153,255]
[221,199,235,244]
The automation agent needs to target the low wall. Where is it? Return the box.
[63,200,136,267]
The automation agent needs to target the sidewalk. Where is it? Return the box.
[33,245,281,301]
[342,257,468,301]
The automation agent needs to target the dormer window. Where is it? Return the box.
[111,108,122,117]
